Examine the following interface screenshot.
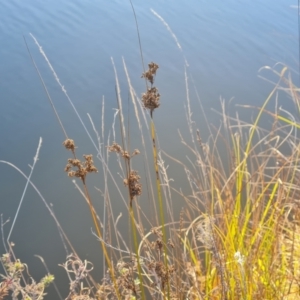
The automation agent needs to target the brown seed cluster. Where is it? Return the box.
[168,239,174,249]
[151,239,163,253]
[108,142,123,154]
[115,261,139,298]
[108,142,140,160]
[141,62,160,112]
[108,142,142,204]
[142,87,160,111]
[119,279,136,297]
[65,155,98,180]
[124,170,142,200]
[148,261,175,291]
[63,139,76,151]
[151,227,163,238]
[117,271,136,297]
[141,62,159,85]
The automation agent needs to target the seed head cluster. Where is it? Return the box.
[63,139,98,181]
[124,170,142,200]
[63,138,76,152]
[108,142,140,159]
[142,87,160,111]
[141,62,160,112]
[65,154,98,180]
[142,62,159,85]
[108,142,142,202]
[148,261,175,291]
[115,260,139,298]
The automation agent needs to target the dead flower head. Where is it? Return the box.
[142,62,159,85]
[65,155,97,180]
[141,62,160,113]
[108,142,123,154]
[154,239,163,252]
[63,139,76,151]
[124,170,142,200]
[122,151,130,160]
[132,149,140,156]
[142,87,160,111]
[108,142,140,159]
[148,261,174,291]
[117,268,136,297]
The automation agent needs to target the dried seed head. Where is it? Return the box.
[108,142,131,160]
[68,158,81,167]
[124,170,142,200]
[108,142,123,154]
[142,87,160,111]
[168,239,175,249]
[122,151,130,160]
[151,227,162,237]
[141,62,160,113]
[65,155,97,180]
[83,154,98,173]
[63,139,76,151]
[155,239,163,252]
[132,149,140,156]
[141,62,159,85]
[148,62,159,75]
[147,260,172,291]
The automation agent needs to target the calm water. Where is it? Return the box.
[0,0,298,298]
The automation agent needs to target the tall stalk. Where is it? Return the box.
[110,73,146,298]
[141,62,170,298]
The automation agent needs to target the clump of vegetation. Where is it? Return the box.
[1,9,300,300]
[0,253,54,300]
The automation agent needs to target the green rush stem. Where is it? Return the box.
[114,67,145,299]
[129,205,146,300]
[82,182,121,300]
[150,118,170,299]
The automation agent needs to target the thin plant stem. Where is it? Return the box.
[82,182,121,300]
[113,63,146,299]
[150,117,170,299]
[7,137,42,243]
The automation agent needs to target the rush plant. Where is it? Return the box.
[1,8,300,300]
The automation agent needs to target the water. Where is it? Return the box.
[0,0,298,298]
